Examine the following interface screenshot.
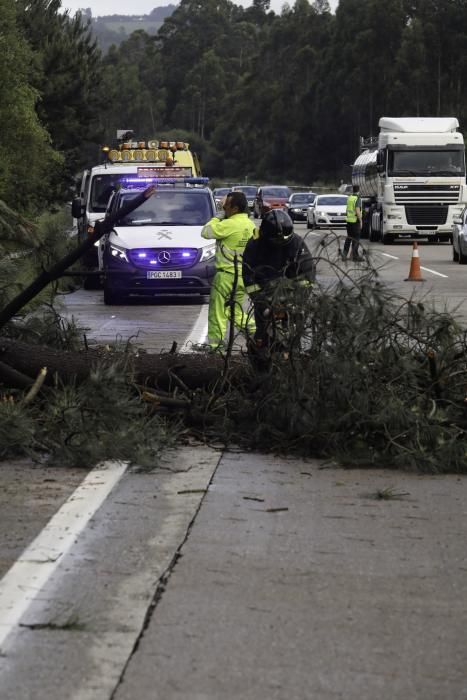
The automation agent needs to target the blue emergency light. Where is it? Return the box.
[120,176,209,186]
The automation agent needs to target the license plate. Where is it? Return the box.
[147,270,182,279]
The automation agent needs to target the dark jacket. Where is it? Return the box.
[242,233,315,294]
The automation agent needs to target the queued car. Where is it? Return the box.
[287,192,317,221]
[231,184,258,212]
[307,194,348,229]
[253,185,291,219]
[212,187,231,209]
[99,184,217,304]
[452,207,467,263]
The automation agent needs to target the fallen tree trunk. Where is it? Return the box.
[0,186,155,332]
[0,337,247,390]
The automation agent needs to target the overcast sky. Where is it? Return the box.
[62,0,339,19]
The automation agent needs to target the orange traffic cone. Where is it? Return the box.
[405,242,425,281]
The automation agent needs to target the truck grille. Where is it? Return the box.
[405,205,448,226]
[394,184,460,205]
[128,248,199,269]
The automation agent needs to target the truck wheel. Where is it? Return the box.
[458,246,467,265]
[369,221,380,242]
[382,234,394,245]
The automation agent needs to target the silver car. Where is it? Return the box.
[452,207,467,263]
[307,194,348,229]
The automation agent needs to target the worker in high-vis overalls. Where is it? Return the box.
[343,184,363,261]
[200,191,256,350]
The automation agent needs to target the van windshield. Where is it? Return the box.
[117,191,213,226]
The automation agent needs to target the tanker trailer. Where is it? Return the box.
[352,150,379,240]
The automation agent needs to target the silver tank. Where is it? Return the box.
[352,150,379,198]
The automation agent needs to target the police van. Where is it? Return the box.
[98,174,217,304]
[72,136,202,278]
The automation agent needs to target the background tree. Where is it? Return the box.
[0,0,60,211]
[16,0,103,199]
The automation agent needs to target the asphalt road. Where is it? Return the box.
[55,223,467,352]
[1,225,467,698]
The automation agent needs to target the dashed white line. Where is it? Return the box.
[379,252,448,277]
[420,266,448,278]
[0,461,129,650]
[181,303,209,351]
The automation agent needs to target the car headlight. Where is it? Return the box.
[200,243,216,262]
[110,243,128,262]
[316,210,327,216]
[292,208,301,212]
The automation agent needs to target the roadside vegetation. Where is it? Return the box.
[2,0,467,470]
[1,230,466,473]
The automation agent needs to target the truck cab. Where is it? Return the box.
[353,117,467,244]
[72,138,202,281]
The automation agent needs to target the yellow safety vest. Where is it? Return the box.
[201,213,256,272]
[346,194,359,223]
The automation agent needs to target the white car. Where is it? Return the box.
[307,194,348,229]
[452,207,467,263]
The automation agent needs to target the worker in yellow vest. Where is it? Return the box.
[343,185,363,261]
[197,191,256,351]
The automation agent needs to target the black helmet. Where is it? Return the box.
[260,209,294,243]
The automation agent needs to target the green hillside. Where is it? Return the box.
[91,5,176,52]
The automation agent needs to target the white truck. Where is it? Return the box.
[352,117,467,243]
[72,136,202,282]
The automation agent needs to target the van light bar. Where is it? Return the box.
[120,176,209,186]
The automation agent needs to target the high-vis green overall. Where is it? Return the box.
[343,193,362,259]
[201,212,256,348]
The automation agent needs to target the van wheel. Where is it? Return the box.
[84,274,102,290]
[104,286,124,305]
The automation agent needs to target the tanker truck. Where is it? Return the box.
[352,117,467,244]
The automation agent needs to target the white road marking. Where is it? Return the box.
[365,250,449,278]
[181,304,209,351]
[0,461,129,649]
[420,266,448,278]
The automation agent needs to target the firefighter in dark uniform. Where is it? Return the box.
[242,209,315,349]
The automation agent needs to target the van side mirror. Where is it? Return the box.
[72,198,84,219]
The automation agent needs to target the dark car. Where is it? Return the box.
[287,192,317,221]
[211,187,231,210]
[253,185,291,219]
[231,185,258,212]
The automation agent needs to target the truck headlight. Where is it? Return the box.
[110,243,128,262]
[200,244,216,262]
